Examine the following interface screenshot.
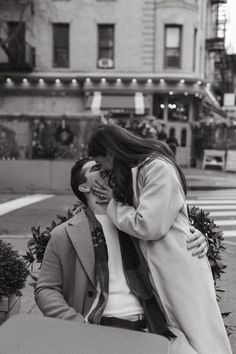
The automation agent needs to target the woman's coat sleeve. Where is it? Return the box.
[107,159,185,240]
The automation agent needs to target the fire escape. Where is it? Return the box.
[206,0,227,104]
[0,0,35,72]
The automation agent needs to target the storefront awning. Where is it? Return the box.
[202,87,227,118]
[86,92,149,115]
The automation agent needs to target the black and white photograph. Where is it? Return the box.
[0,0,235,353]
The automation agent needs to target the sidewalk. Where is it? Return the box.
[183,167,236,190]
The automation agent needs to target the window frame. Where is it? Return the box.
[97,24,115,68]
[7,21,26,63]
[52,23,70,68]
[193,28,197,71]
[164,24,182,69]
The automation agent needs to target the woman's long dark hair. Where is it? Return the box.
[88,124,187,204]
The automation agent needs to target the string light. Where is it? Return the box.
[72,79,77,84]
[169,91,174,95]
[147,79,152,84]
[85,78,91,83]
[180,79,185,84]
[160,79,165,84]
[38,78,44,84]
[184,92,189,96]
[132,78,137,84]
[22,78,28,84]
[55,79,61,84]
[197,80,202,85]
[101,78,106,83]
[116,78,122,83]
[6,78,12,84]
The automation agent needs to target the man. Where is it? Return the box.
[35,158,207,336]
[157,123,167,142]
[166,131,179,156]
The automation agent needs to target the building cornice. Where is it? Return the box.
[0,71,210,98]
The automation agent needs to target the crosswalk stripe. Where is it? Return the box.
[0,194,54,216]
[187,195,236,241]
[222,230,236,238]
[187,200,236,205]
[223,241,236,246]
[0,234,31,239]
[188,204,236,211]
[208,211,236,217]
[214,220,236,226]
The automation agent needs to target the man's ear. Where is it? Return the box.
[78,183,91,193]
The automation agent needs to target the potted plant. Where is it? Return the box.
[0,240,29,325]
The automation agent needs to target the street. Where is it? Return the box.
[0,189,236,353]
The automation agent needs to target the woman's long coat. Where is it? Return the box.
[107,158,232,354]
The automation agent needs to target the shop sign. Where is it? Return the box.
[211,0,227,4]
[206,38,225,52]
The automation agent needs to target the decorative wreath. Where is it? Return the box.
[54,123,74,145]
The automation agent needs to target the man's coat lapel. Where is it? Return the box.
[65,211,96,286]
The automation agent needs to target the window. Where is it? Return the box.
[167,95,189,122]
[164,25,182,68]
[53,24,69,68]
[98,24,114,68]
[181,128,187,147]
[8,22,25,63]
[193,28,197,71]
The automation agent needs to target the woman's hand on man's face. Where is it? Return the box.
[92,180,113,204]
[187,226,208,258]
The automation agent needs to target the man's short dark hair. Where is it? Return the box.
[70,158,93,206]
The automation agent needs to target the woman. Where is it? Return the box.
[88,124,232,354]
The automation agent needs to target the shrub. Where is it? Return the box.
[0,240,29,298]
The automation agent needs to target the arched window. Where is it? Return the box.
[181,128,187,147]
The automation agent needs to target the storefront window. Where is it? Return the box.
[0,116,99,160]
[0,123,19,159]
[153,94,165,120]
[167,95,189,122]
[31,119,97,160]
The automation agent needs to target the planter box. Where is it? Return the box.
[0,159,73,193]
[0,294,21,326]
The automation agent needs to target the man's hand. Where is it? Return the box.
[187,226,208,258]
[92,180,112,204]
